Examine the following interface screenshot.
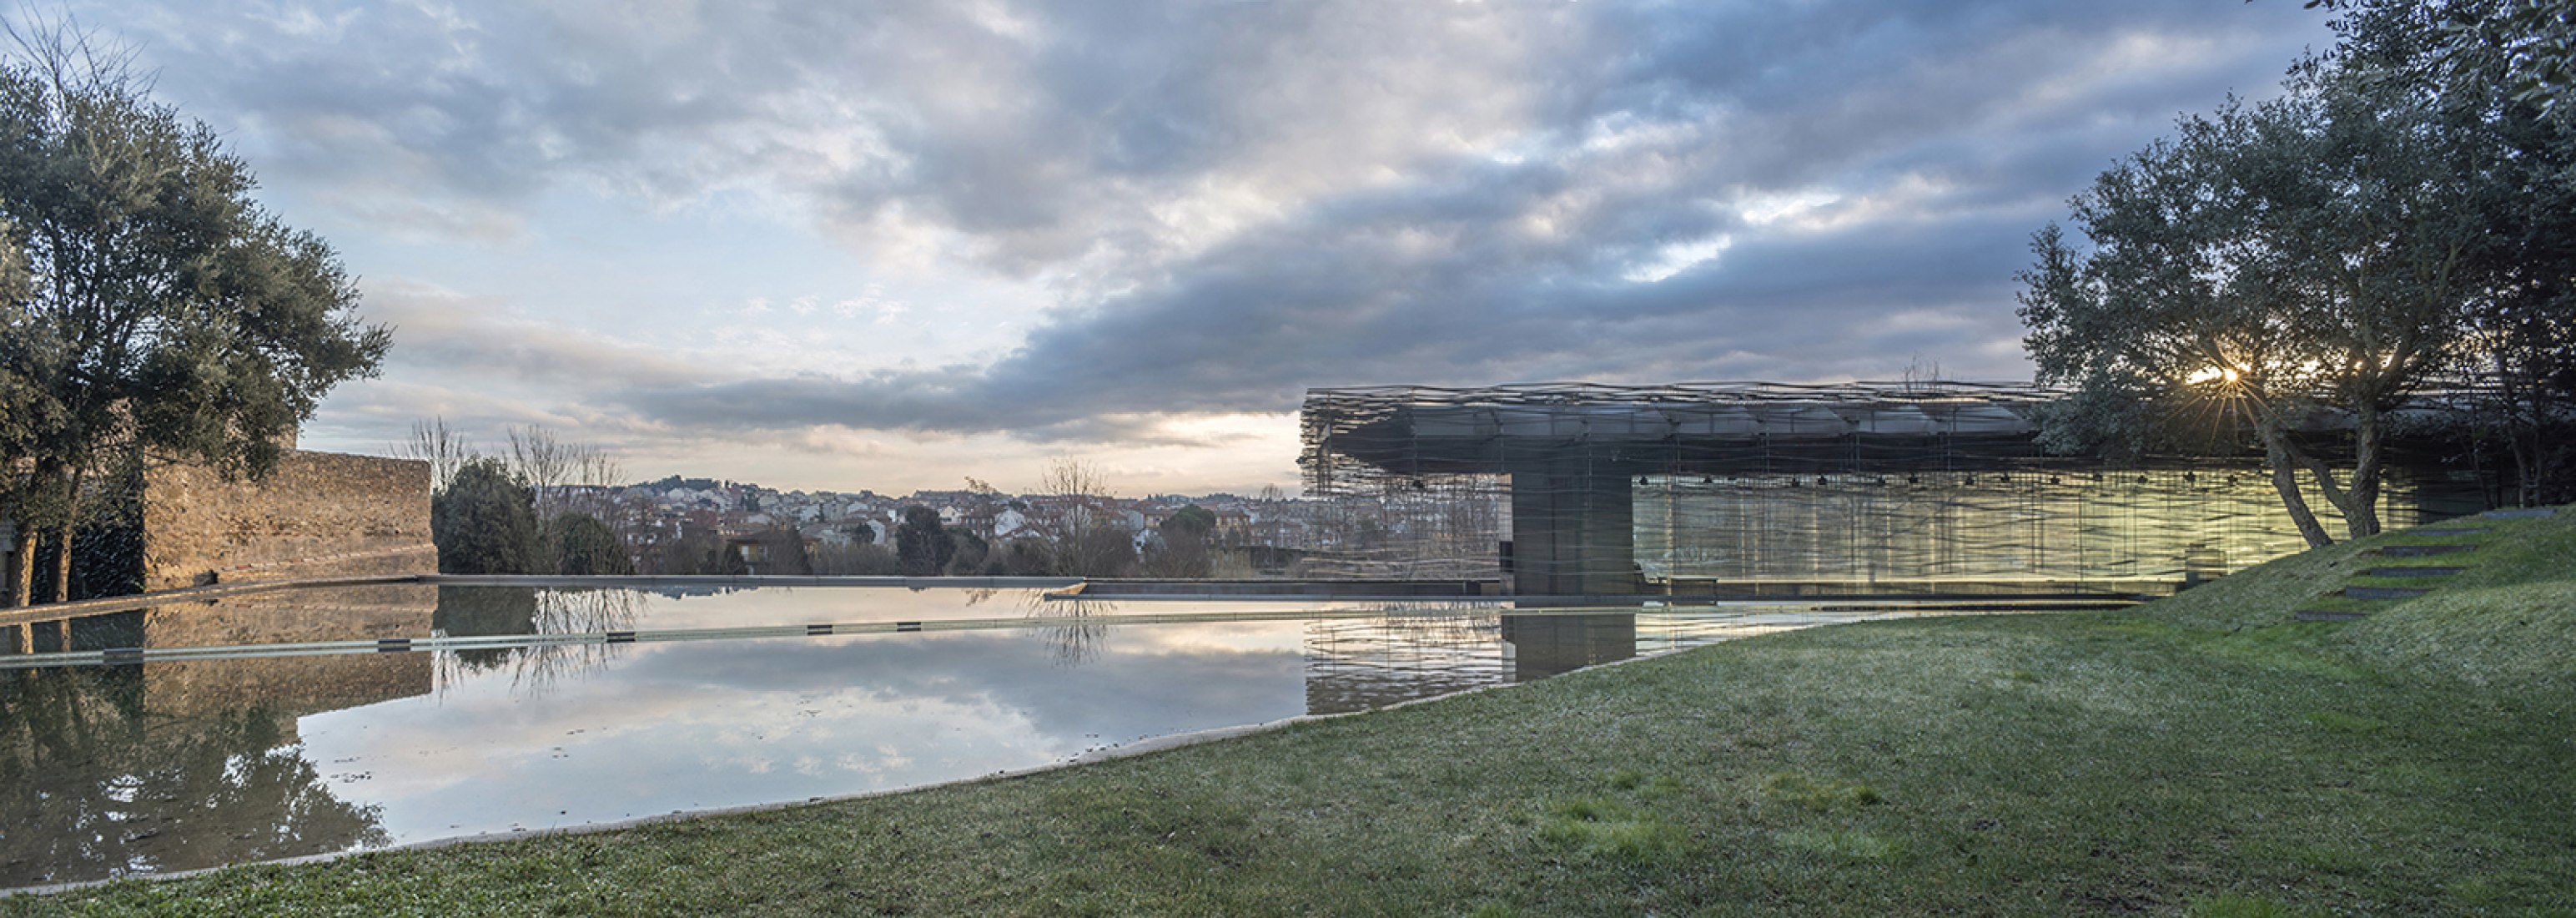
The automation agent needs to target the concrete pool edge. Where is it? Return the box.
[0,626,1765,899]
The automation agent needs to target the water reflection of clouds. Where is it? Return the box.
[12,597,1885,880]
[297,623,1309,841]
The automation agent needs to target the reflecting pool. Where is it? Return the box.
[0,585,1969,887]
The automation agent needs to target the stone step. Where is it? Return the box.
[2372,543,2475,557]
[2403,528,2488,537]
[2479,507,2558,519]
[2343,585,2432,600]
[2364,566,2464,578]
[2296,609,2370,623]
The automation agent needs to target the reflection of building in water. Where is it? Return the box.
[1302,615,1507,715]
[1501,614,1637,682]
[0,583,435,886]
[1301,612,1656,714]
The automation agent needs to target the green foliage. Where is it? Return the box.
[545,512,634,576]
[2321,1,2576,506]
[944,528,990,575]
[996,538,1054,576]
[1058,522,1136,578]
[2020,56,2499,542]
[1140,504,1217,578]
[810,542,901,576]
[431,460,539,575]
[0,30,386,485]
[1165,504,1217,540]
[0,28,384,603]
[2318,0,2576,118]
[894,506,953,576]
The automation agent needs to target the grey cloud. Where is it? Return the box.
[64,0,2332,445]
[359,281,714,391]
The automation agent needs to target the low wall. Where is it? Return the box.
[139,451,436,591]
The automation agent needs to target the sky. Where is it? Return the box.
[31,1,2337,496]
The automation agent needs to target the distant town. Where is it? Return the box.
[563,475,1501,579]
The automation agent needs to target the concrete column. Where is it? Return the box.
[1507,458,1637,598]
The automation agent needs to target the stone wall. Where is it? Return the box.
[138,451,436,591]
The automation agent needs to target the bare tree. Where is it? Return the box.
[1039,456,1106,534]
[567,442,625,520]
[1036,457,1131,577]
[504,426,572,505]
[392,417,477,493]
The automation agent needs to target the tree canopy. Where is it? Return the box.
[894,506,953,577]
[432,460,540,576]
[2020,59,2497,545]
[0,24,386,604]
[2306,0,2576,118]
[547,512,636,577]
[2321,0,2576,507]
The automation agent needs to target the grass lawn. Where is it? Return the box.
[11,510,2575,915]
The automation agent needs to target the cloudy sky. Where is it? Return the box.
[39,1,2334,495]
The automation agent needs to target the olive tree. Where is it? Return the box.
[2322,0,2576,506]
[0,23,387,604]
[2020,63,2491,546]
[2305,0,2576,118]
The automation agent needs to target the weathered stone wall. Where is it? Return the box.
[139,451,436,591]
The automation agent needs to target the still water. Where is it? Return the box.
[1,585,1941,887]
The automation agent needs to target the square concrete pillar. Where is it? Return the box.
[1507,459,1637,598]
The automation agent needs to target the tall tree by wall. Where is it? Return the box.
[0,21,387,605]
[432,460,541,575]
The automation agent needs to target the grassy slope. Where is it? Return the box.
[13,513,2575,916]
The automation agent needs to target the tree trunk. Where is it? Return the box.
[48,466,83,604]
[8,459,59,608]
[2260,421,2336,549]
[2341,403,2385,539]
[5,520,29,608]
